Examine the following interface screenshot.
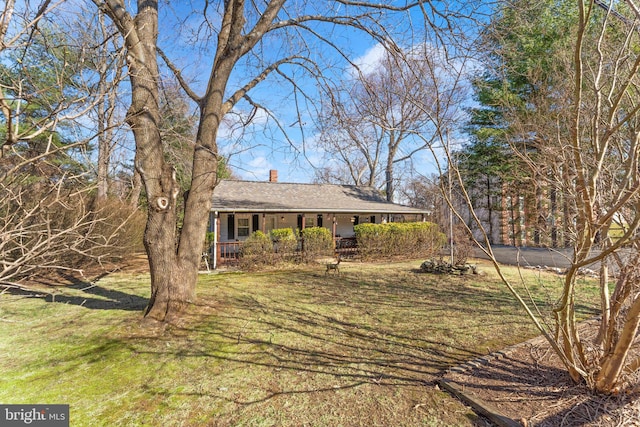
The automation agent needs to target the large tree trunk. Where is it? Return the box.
[97,0,282,322]
[142,49,227,321]
[143,197,184,321]
[115,1,197,321]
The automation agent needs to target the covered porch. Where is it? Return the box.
[207,177,429,269]
[208,211,423,268]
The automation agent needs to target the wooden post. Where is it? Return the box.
[215,216,221,267]
[301,214,306,253]
[332,215,337,239]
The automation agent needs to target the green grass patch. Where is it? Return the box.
[0,259,601,426]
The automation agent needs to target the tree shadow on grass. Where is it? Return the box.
[28,263,606,425]
[128,268,541,400]
[445,348,640,426]
[45,284,148,311]
[5,272,148,311]
[192,268,634,426]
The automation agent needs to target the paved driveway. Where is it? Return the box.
[472,245,631,275]
[473,245,574,269]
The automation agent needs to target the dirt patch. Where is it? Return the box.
[119,253,150,274]
[443,324,640,426]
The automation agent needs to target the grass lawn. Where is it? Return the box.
[0,259,601,426]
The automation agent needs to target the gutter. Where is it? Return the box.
[209,208,429,215]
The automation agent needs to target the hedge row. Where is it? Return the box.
[300,226,334,261]
[238,222,445,269]
[240,227,334,269]
[354,222,446,260]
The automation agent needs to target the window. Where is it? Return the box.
[237,218,250,237]
[227,214,235,240]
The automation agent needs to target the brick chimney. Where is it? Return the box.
[269,169,278,182]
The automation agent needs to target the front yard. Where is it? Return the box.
[0,259,601,426]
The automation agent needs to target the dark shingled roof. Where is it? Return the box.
[211,180,426,215]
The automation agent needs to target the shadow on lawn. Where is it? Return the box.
[445,351,640,426]
[52,264,605,424]
[44,283,148,311]
[121,267,551,409]
[8,272,148,311]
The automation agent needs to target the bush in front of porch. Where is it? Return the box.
[355,222,446,260]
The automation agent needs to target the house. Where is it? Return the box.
[208,170,428,267]
[454,177,570,248]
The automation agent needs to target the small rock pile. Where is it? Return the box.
[420,259,478,275]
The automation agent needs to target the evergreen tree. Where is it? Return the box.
[462,0,577,246]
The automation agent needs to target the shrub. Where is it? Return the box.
[300,227,334,261]
[0,179,146,286]
[354,221,446,260]
[242,231,273,255]
[86,198,146,264]
[239,231,273,269]
[269,227,298,260]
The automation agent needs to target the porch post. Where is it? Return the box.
[262,213,266,233]
[301,214,306,252]
[332,214,337,239]
[215,214,221,269]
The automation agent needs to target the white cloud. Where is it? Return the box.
[350,43,386,76]
[247,156,271,170]
[230,155,273,181]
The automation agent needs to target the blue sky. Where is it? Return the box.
[152,2,483,185]
[2,0,484,203]
[150,2,457,184]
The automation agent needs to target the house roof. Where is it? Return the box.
[211,180,427,215]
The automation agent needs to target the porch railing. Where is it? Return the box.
[216,241,242,265]
[335,237,358,257]
[212,238,359,267]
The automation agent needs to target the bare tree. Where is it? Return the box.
[91,10,127,201]
[399,174,445,224]
[0,173,142,288]
[314,44,464,201]
[436,0,640,394]
[556,0,640,393]
[0,2,141,288]
[89,0,468,321]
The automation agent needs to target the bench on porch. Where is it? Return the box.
[334,237,358,258]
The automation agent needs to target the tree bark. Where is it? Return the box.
[95,11,111,201]
[385,130,398,202]
[595,260,610,346]
[100,0,194,321]
[596,295,640,393]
